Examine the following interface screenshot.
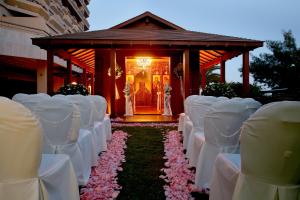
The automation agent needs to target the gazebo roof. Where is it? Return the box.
[32,11,263,72]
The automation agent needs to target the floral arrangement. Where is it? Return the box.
[164,84,172,95]
[56,83,89,95]
[123,82,131,96]
[108,65,123,79]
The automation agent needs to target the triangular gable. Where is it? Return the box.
[110,11,185,30]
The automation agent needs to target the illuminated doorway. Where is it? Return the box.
[125,57,170,114]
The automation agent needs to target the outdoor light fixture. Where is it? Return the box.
[136,57,152,70]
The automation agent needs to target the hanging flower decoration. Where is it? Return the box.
[108,65,123,79]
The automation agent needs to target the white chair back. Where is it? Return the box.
[67,95,94,130]
[233,101,300,200]
[0,97,42,180]
[87,95,107,122]
[204,100,250,148]
[217,96,229,101]
[12,93,50,111]
[34,98,80,150]
[240,101,300,184]
[189,96,219,132]
[240,98,262,116]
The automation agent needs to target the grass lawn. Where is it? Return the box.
[114,125,208,200]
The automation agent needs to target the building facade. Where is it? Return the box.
[0,0,91,97]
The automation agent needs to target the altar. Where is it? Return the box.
[125,57,170,115]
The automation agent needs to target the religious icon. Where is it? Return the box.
[163,75,170,85]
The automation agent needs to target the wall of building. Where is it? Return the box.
[0,0,90,96]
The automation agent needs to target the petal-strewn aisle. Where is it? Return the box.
[116,125,170,200]
[160,130,195,200]
[80,130,128,200]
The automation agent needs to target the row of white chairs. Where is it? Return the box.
[0,93,112,200]
[179,96,300,200]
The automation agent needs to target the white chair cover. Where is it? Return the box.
[233,101,300,200]
[195,100,250,189]
[87,95,110,151]
[68,94,104,150]
[241,98,262,116]
[12,93,50,111]
[209,153,240,200]
[39,154,79,200]
[89,95,112,142]
[0,97,48,200]
[182,95,199,149]
[186,96,219,167]
[34,98,87,185]
[54,94,99,163]
[217,96,229,101]
[178,113,185,132]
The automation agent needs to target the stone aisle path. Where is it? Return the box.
[116,126,170,200]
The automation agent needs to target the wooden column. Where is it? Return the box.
[110,49,116,118]
[242,51,250,96]
[94,49,104,96]
[220,60,226,83]
[200,69,206,89]
[67,58,72,84]
[47,49,54,95]
[91,73,94,95]
[190,50,200,95]
[183,49,190,98]
[82,68,87,87]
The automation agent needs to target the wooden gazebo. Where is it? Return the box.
[32,11,263,117]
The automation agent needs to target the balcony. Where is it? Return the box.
[62,0,85,22]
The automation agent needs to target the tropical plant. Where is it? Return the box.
[204,65,221,84]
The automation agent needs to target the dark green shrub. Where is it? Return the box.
[57,83,89,95]
[202,83,237,98]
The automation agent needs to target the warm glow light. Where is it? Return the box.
[71,81,77,85]
[136,57,152,69]
[88,85,92,94]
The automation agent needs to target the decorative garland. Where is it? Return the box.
[80,130,128,200]
[107,65,123,79]
[160,130,195,200]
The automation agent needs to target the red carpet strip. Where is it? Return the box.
[160,130,195,200]
[80,130,128,200]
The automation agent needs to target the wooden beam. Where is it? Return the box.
[75,49,94,58]
[207,50,223,57]
[47,49,54,95]
[220,60,225,83]
[55,49,93,73]
[201,51,217,59]
[201,51,240,69]
[183,49,190,98]
[242,51,250,96]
